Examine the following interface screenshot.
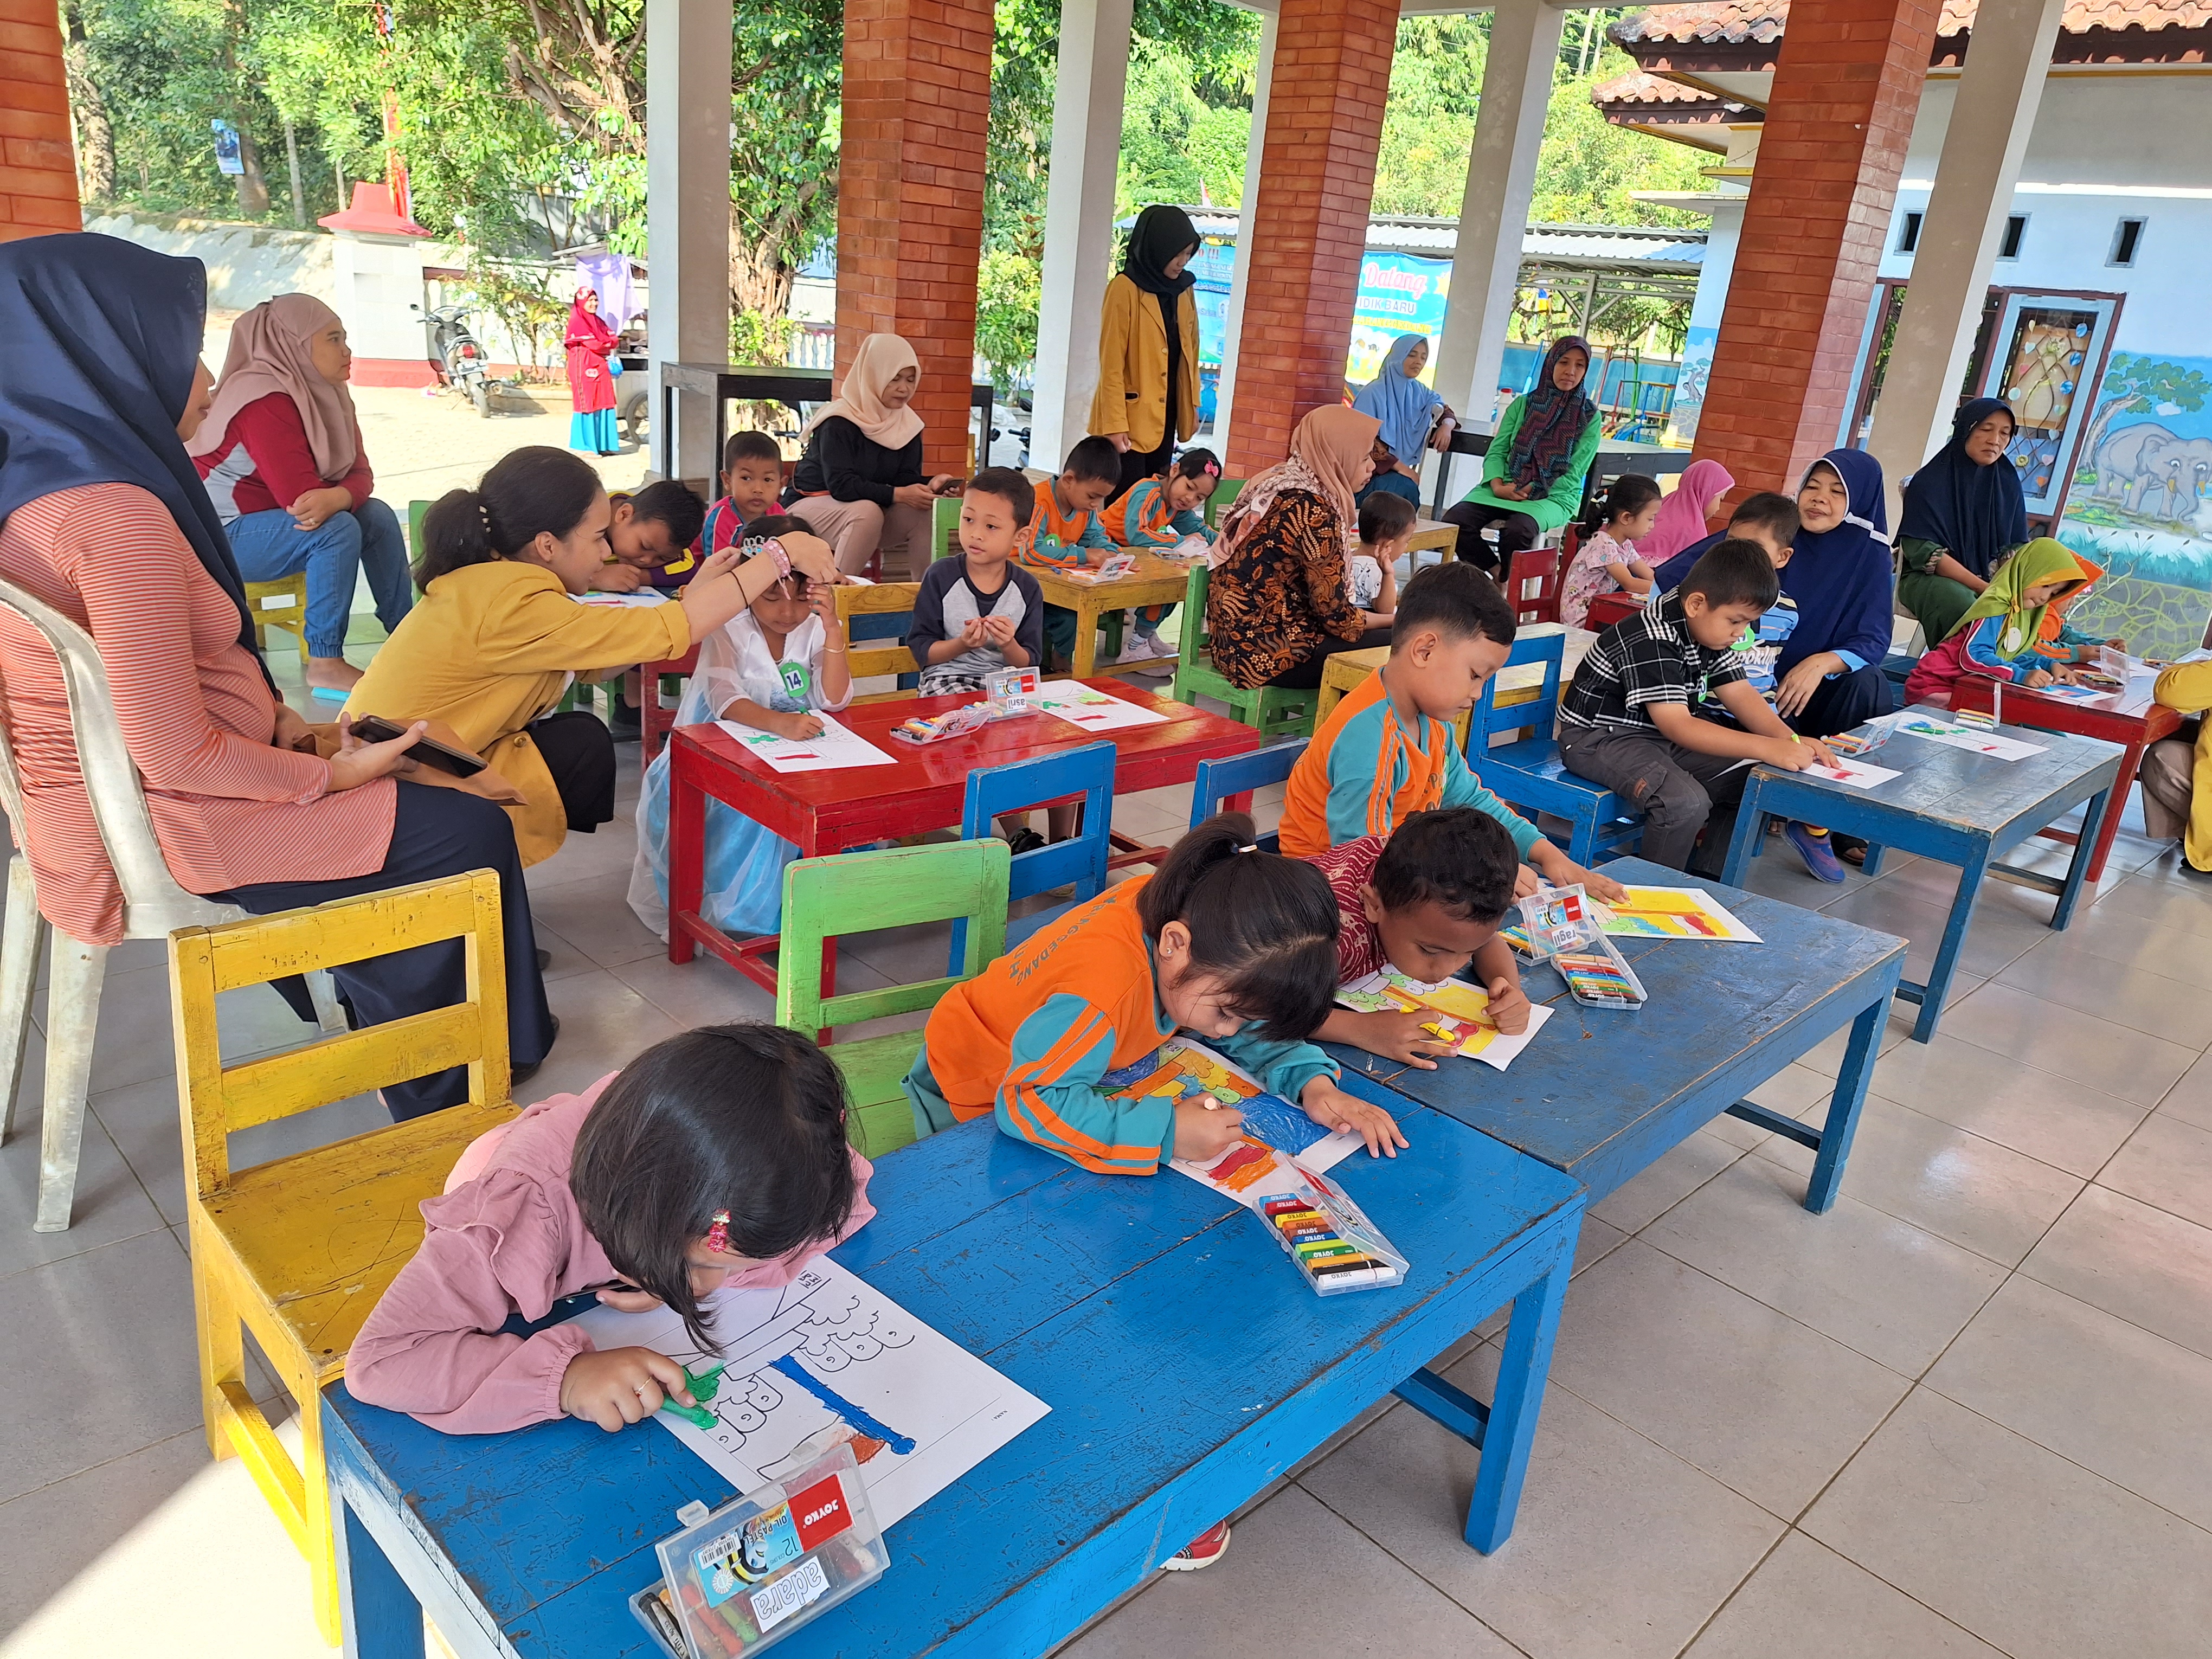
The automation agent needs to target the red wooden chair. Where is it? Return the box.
[1502,544,1563,626]
[640,646,700,762]
[1582,592,1641,630]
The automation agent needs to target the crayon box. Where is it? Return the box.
[1252,1162,1409,1297]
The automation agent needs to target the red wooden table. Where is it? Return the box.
[666,679,1262,992]
[1947,676,2181,882]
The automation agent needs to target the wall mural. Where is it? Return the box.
[2059,351,2212,660]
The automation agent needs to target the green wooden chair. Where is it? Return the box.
[1167,563,1316,738]
[1203,476,1243,529]
[931,495,960,563]
[774,838,1011,1160]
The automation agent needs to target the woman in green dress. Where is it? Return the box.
[1444,335,1601,574]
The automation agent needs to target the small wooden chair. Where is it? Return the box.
[1469,630,1641,865]
[1188,739,1309,853]
[1204,477,1243,529]
[949,742,1115,972]
[1167,564,1316,738]
[171,872,518,1642]
[243,573,311,663]
[931,495,960,563]
[1503,544,1564,626]
[835,580,923,703]
[638,647,701,761]
[776,839,1010,1159]
[1313,646,1470,748]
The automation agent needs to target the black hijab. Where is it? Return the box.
[0,233,260,659]
[1897,396,2029,581]
[1123,205,1200,296]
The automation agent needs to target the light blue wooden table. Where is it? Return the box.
[1716,711,2121,1042]
[323,1111,1584,1659]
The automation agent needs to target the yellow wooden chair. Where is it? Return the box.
[243,572,311,663]
[835,581,924,705]
[170,872,518,1642]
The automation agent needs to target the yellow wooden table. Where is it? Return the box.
[1408,516,1457,570]
[1031,549,1203,679]
[1311,622,1574,746]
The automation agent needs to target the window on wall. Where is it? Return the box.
[1998,215,2028,260]
[1897,211,1923,254]
[2109,217,2146,267]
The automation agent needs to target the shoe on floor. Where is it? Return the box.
[512,1014,560,1088]
[610,695,642,741]
[1160,1520,1230,1572]
[1785,821,1848,883]
[1006,827,1046,857]
[1118,633,1178,673]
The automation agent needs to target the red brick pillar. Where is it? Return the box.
[1693,0,1940,496]
[837,0,993,473]
[1223,0,1398,477]
[1,0,81,241]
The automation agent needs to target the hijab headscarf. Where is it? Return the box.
[1639,458,1734,564]
[1353,333,1445,465]
[1778,447,1896,674]
[1213,406,1379,567]
[1898,396,2029,581]
[1123,205,1201,297]
[1944,536,2101,657]
[1503,335,1598,494]
[564,286,618,353]
[0,232,260,660]
[800,332,925,450]
[188,293,360,484]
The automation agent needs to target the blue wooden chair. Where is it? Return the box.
[1188,740,1309,853]
[947,742,1118,974]
[1469,631,1642,865]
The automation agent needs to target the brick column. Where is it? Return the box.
[1693,0,1940,496]
[1,0,81,242]
[1223,0,1398,476]
[837,0,994,474]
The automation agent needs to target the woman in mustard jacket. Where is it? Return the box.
[346,446,838,865]
[2144,658,2212,876]
[1089,204,1202,504]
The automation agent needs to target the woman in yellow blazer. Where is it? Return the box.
[1089,204,1202,503]
[345,446,838,865]
[2144,658,2212,876]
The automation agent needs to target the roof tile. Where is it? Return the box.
[1615,0,2212,42]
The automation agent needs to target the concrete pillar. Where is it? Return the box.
[838,0,995,475]
[1864,0,2063,517]
[1,0,80,241]
[646,0,733,484]
[1029,0,1135,470]
[1431,0,1566,435]
[1693,0,1941,495]
[1210,9,1278,453]
[1223,0,1400,475]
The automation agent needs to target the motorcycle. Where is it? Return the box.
[413,301,495,417]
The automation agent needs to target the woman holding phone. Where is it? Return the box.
[0,232,556,1119]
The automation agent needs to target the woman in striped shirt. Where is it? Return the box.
[0,233,556,1119]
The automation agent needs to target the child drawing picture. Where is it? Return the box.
[1101,1041,1364,1200]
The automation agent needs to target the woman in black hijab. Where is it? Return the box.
[1089,204,1203,503]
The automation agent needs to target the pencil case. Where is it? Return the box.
[1549,931,1649,1011]
[1518,883,1604,955]
[646,1439,889,1657]
[1252,1163,1407,1297]
[888,696,1031,745]
[1822,722,1891,757]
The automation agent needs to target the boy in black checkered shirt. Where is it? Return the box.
[1558,538,1837,874]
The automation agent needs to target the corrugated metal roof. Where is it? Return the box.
[1125,210,1707,272]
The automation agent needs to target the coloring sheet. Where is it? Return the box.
[1803,756,1902,788]
[1333,970,1553,1071]
[1595,886,1762,944]
[570,1261,1048,1528]
[716,713,898,774]
[575,590,673,608]
[1098,1040,1360,1202]
[1885,713,2047,762]
[1033,683,1168,732]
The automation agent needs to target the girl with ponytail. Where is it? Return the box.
[1560,471,1662,629]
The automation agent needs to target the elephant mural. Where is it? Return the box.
[2093,422,2212,523]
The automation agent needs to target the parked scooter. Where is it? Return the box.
[413,301,496,416]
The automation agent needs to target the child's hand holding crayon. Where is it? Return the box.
[1484,974,1531,1035]
[1301,1077,1407,1158]
[1172,1094,1244,1162]
[558,1346,697,1432]
[1345,1005,1456,1069]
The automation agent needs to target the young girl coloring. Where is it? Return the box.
[347,1024,874,1433]
[629,519,852,938]
[1903,538,2108,708]
[1560,473,1662,629]
[1102,447,1221,552]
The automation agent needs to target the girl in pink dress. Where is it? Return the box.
[1560,473,1662,629]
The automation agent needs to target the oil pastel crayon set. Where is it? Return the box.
[888,696,1033,745]
[636,1442,889,1657]
[1253,1165,1408,1296]
[1821,723,1891,758]
[1550,937,1649,1009]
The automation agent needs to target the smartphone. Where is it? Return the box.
[346,714,487,778]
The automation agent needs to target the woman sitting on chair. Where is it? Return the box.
[1444,335,1602,574]
[0,233,553,1120]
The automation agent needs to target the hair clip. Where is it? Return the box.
[1203,461,1221,477]
[704,1209,731,1253]
[1236,843,1259,854]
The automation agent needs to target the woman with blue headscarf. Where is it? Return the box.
[0,232,555,1118]
[1352,333,1453,507]
[1895,397,2030,644]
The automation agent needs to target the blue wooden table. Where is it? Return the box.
[322,1112,1584,1659]
[1330,859,1907,1216]
[1715,711,2122,1043]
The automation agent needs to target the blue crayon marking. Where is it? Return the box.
[769,1354,917,1455]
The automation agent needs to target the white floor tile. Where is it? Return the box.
[1866,1033,2152,1176]
[2095,1111,2212,1230]
[2018,1184,2212,1361]
[1939,982,2198,1106]
[1683,1531,2004,1659]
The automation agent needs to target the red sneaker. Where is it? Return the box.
[1160,1520,1231,1572]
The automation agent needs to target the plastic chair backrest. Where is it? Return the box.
[777,840,1009,1037]
[1189,740,1308,837]
[1204,477,1243,529]
[1472,627,1566,749]
[835,581,922,681]
[169,871,510,1197]
[950,743,1114,971]
[1503,544,1564,626]
[0,579,238,937]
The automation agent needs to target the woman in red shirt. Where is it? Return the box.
[564,287,619,457]
[189,293,412,696]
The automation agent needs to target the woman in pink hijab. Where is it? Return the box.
[782,333,960,576]
[1638,458,1734,567]
[190,293,412,696]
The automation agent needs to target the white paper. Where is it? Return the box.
[716,713,898,773]
[575,589,673,608]
[570,1260,1050,1529]
[1098,1040,1361,1201]
[1594,886,1763,944]
[1885,712,2047,762]
[1333,969,1555,1071]
[1033,682,1168,732]
[1802,756,1901,788]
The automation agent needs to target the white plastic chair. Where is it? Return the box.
[0,578,341,1231]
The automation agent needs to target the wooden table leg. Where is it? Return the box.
[1909,841,1991,1043]
[668,750,704,964]
[1069,597,1099,678]
[1462,1243,1572,1553]
[331,1486,427,1659]
[1805,994,1888,1213]
[2080,741,2141,883]
[2053,785,2113,930]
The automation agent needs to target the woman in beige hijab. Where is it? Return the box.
[782,333,961,576]
[1205,406,1393,690]
[189,293,413,694]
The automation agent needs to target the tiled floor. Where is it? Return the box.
[5,745,2212,1659]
